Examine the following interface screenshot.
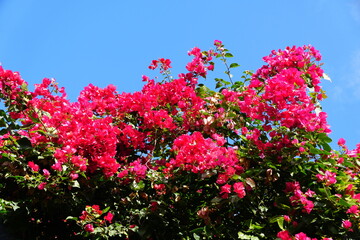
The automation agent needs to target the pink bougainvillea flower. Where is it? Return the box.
[28,161,39,172]
[316,170,337,185]
[283,215,291,222]
[233,182,246,198]
[37,182,47,190]
[342,220,352,230]
[104,212,114,223]
[91,205,102,215]
[277,230,292,240]
[294,232,311,240]
[69,172,79,180]
[42,169,50,178]
[353,193,360,201]
[79,211,88,220]
[346,205,359,215]
[51,162,63,171]
[220,184,231,196]
[84,224,94,232]
[150,201,158,212]
[284,181,301,193]
[337,138,346,146]
[154,183,166,195]
[214,40,222,46]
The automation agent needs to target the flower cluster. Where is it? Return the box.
[75,205,114,234]
[284,182,315,214]
[0,41,359,239]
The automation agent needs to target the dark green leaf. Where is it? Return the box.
[229,63,240,68]
[216,82,223,89]
[18,137,32,149]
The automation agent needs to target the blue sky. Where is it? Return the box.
[0,0,359,149]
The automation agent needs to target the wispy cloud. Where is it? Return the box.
[349,0,360,24]
[348,49,360,98]
[330,49,360,102]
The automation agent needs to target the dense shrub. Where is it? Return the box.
[0,41,359,239]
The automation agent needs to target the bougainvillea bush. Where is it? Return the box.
[0,41,359,239]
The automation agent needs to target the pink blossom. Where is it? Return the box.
[28,161,39,172]
[154,184,166,195]
[337,138,346,146]
[117,169,129,179]
[42,169,50,178]
[305,189,315,197]
[345,184,354,196]
[283,215,291,222]
[233,182,246,198]
[37,182,46,190]
[130,160,147,181]
[91,205,102,215]
[79,210,88,220]
[150,202,158,212]
[148,59,158,70]
[337,157,344,164]
[284,181,301,193]
[212,133,226,146]
[70,173,79,180]
[104,212,114,223]
[51,162,62,171]
[353,193,360,201]
[295,232,311,240]
[214,40,222,46]
[302,199,314,214]
[277,230,292,240]
[220,184,231,194]
[216,174,228,185]
[316,170,337,185]
[342,220,352,229]
[346,205,359,215]
[166,132,238,175]
[84,224,94,232]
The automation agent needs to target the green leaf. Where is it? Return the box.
[321,143,331,152]
[225,53,233,58]
[249,222,264,230]
[193,233,200,240]
[216,82,223,89]
[338,198,351,207]
[131,180,145,191]
[237,232,259,240]
[102,206,110,213]
[269,216,284,230]
[229,63,240,68]
[223,80,231,85]
[65,216,78,221]
[190,227,205,234]
[276,217,284,230]
[18,137,32,149]
[317,133,332,143]
[275,203,290,210]
[309,147,323,155]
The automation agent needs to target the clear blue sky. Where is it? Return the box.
[0,0,359,149]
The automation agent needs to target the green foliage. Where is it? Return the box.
[0,42,359,239]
